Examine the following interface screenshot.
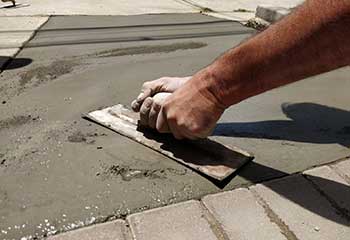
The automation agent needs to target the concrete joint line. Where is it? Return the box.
[21,15,50,49]
[301,155,350,179]
[0,16,50,73]
[250,188,299,240]
[122,223,133,240]
[303,174,350,222]
[125,218,138,240]
[198,201,230,240]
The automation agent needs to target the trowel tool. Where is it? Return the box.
[85,104,253,181]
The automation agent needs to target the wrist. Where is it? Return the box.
[197,43,266,108]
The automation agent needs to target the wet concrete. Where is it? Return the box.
[0,14,349,239]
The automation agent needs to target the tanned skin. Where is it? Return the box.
[132,0,350,139]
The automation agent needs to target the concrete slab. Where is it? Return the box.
[47,220,130,240]
[179,0,303,21]
[0,47,18,56]
[1,14,350,239]
[205,12,255,23]
[251,175,350,240]
[0,16,49,31]
[182,0,303,12]
[0,17,48,60]
[127,200,218,240]
[0,31,35,48]
[202,188,287,240]
[256,6,292,23]
[332,160,350,183]
[303,166,350,219]
[0,0,196,16]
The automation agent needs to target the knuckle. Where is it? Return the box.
[142,81,151,89]
[189,123,203,135]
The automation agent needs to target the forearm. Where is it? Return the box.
[195,0,350,108]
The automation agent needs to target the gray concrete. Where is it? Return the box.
[1,14,350,239]
[47,220,130,240]
[304,166,350,219]
[127,200,218,240]
[332,160,350,183]
[256,6,291,23]
[251,175,350,240]
[202,188,287,240]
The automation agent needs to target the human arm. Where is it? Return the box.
[134,0,350,139]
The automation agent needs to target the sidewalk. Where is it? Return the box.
[2,1,349,240]
[48,158,350,240]
[0,0,302,64]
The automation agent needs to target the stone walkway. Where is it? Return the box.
[48,158,350,240]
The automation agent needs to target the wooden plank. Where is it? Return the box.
[85,104,253,181]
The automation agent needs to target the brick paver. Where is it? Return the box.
[202,188,287,240]
[47,220,130,240]
[46,159,350,240]
[332,159,350,183]
[127,200,219,240]
[251,175,350,240]
[304,166,350,217]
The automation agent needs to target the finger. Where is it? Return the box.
[148,101,161,129]
[131,88,152,112]
[139,97,153,126]
[156,107,170,133]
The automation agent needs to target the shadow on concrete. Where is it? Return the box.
[217,161,350,226]
[84,102,350,226]
[0,56,32,70]
[213,102,350,147]
[211,102,350,225]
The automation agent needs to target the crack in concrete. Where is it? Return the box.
[251,189,299,240]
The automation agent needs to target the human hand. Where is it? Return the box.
[135,71,225,139]
[131,76,191,112]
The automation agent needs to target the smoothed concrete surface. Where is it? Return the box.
[0,14,350,239]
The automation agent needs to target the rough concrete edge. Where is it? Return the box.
[126,199,200,221]
[45,219,129,240]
